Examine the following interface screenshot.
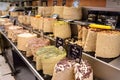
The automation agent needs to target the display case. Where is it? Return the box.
[82,7,120,29]
[1,6,120,80]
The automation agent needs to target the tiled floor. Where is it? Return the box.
[0,55,15,80]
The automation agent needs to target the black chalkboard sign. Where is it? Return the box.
[68,44,82,62]
[56,37,64,48]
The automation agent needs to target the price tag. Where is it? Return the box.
[68,44,82,62]
[56,37,64,48]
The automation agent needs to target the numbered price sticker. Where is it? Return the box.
[56,37,64,48]
[68,44,82,63]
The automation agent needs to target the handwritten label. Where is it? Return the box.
[68,44,82,62]
[56,37,64,48]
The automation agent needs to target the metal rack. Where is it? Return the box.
[0,30,44,80]
[1,23,120,80]
[1,6,120,79]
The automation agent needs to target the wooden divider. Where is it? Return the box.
[47,0,106,7]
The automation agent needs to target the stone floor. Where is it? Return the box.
[0,55,15,80]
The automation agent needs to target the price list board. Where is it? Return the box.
[106,0,120,8]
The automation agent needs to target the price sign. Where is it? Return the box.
[68,44,82,62]
[56,37,64,48]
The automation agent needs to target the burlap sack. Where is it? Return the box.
[10,12,23,17]
[43,18,56,33]
[82,27,88,46]
[52,67,74,80]
[11,30,29,42]
[96,31,120,58]
[44,6,53,17]
[25,15,31,25]
[18,15,23,24]
[52,6,63,18]
[18,15,27,24]
[8,26,23,39]
[42,55,65,76]
[38,6,53,17]
[63,6,82,20]
[31,17,43,30]
[0,10,2,16]
[17,33,37,51]
[53,21,71,39]
[0,18,10,26]
[1,11,9,16]
[84,29,97,52]
[38,7,44,16]
[77,25,82,39]
[4,22,13,32]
